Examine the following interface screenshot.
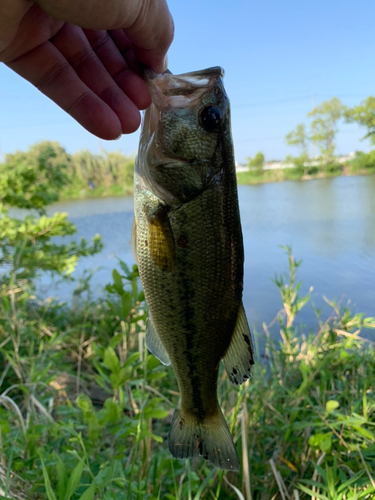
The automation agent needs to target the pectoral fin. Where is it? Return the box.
[146,315,171,366]
[223,303,254,385]
[149,205,176,272]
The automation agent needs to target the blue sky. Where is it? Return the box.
[1,0,374,163]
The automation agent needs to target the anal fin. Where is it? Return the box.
[146,316,171,366]
[223,302,254,385]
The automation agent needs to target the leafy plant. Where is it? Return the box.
[1,239,375,499]
[0,143,102,286]
[247,151,265,175]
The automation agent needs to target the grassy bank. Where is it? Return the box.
[1,249,375,499]
[60,183,133,200]
[237,163,375,186]
[2,140,375,498]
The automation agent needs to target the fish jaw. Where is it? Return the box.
[135,67,232,207]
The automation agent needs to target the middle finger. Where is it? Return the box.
[51,24,142,134]
[84,28,150,110]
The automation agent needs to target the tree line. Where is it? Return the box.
[248,95,375,175]
[0,141,136,198]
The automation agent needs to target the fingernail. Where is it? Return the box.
[115,133,122,140]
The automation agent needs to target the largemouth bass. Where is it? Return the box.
[133,67,254,471]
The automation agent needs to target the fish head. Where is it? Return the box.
[135,67,234,206]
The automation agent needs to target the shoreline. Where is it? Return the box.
[59,168,374,201]
[236,166,374,187]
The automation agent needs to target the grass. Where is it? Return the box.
[60,183,133,201]
[1,250,375,499]
[237,159,375,188]
[237,165,343,186]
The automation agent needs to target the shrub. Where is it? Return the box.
[349,150,375,173]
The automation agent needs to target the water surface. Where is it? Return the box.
[40,175,375,337]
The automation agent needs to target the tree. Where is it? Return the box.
[308,97,345,165]
[248,151,265,174]
[344,96,375,145]
[0,143,102,286]
[2,142,70,213]
[285,124,310,173]
[285,123,309,157]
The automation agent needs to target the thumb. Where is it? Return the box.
[124,0,174,74]
[0,0,33,50]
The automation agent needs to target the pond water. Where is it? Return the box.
[40,174,375,338]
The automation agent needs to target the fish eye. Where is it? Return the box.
[199,105,222,132]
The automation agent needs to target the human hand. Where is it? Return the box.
[0,0,174,139]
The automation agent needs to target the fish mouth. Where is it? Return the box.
[144,67,225,110]
[150,148,208,170]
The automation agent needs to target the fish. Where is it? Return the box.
[132,67,254,471]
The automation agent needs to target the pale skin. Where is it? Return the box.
[0,0,174,139]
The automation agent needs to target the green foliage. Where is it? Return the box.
[61,149,134,199]
[0,141,135,202]
[285,123,310,158]
[0,144,102,285]
[0,209,103,283]
[237,167,284,185]
[284,153,311,179]
[349,150,375,173]
[1,137,375,498]
[69,149,134,189]
[1,248,375,499]
[272,245,311,330]
[1,143,70,213]
[237,162,322,185]
[283,164,305,180]
[308,97,345,164]
[283,96,375,179]
[247,151,265,174]
[344,96,375,145]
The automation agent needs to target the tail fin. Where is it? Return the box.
[168,406,239,471]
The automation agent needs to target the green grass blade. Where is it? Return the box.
[298,484,330,500]
[64,459,84,500]
[78,483,96,500]
[193,468,216,500]
[56,455,67,500]
[40,457,58,500]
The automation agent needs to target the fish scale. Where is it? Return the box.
[133,67,254,470]
[136,184,240,409]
